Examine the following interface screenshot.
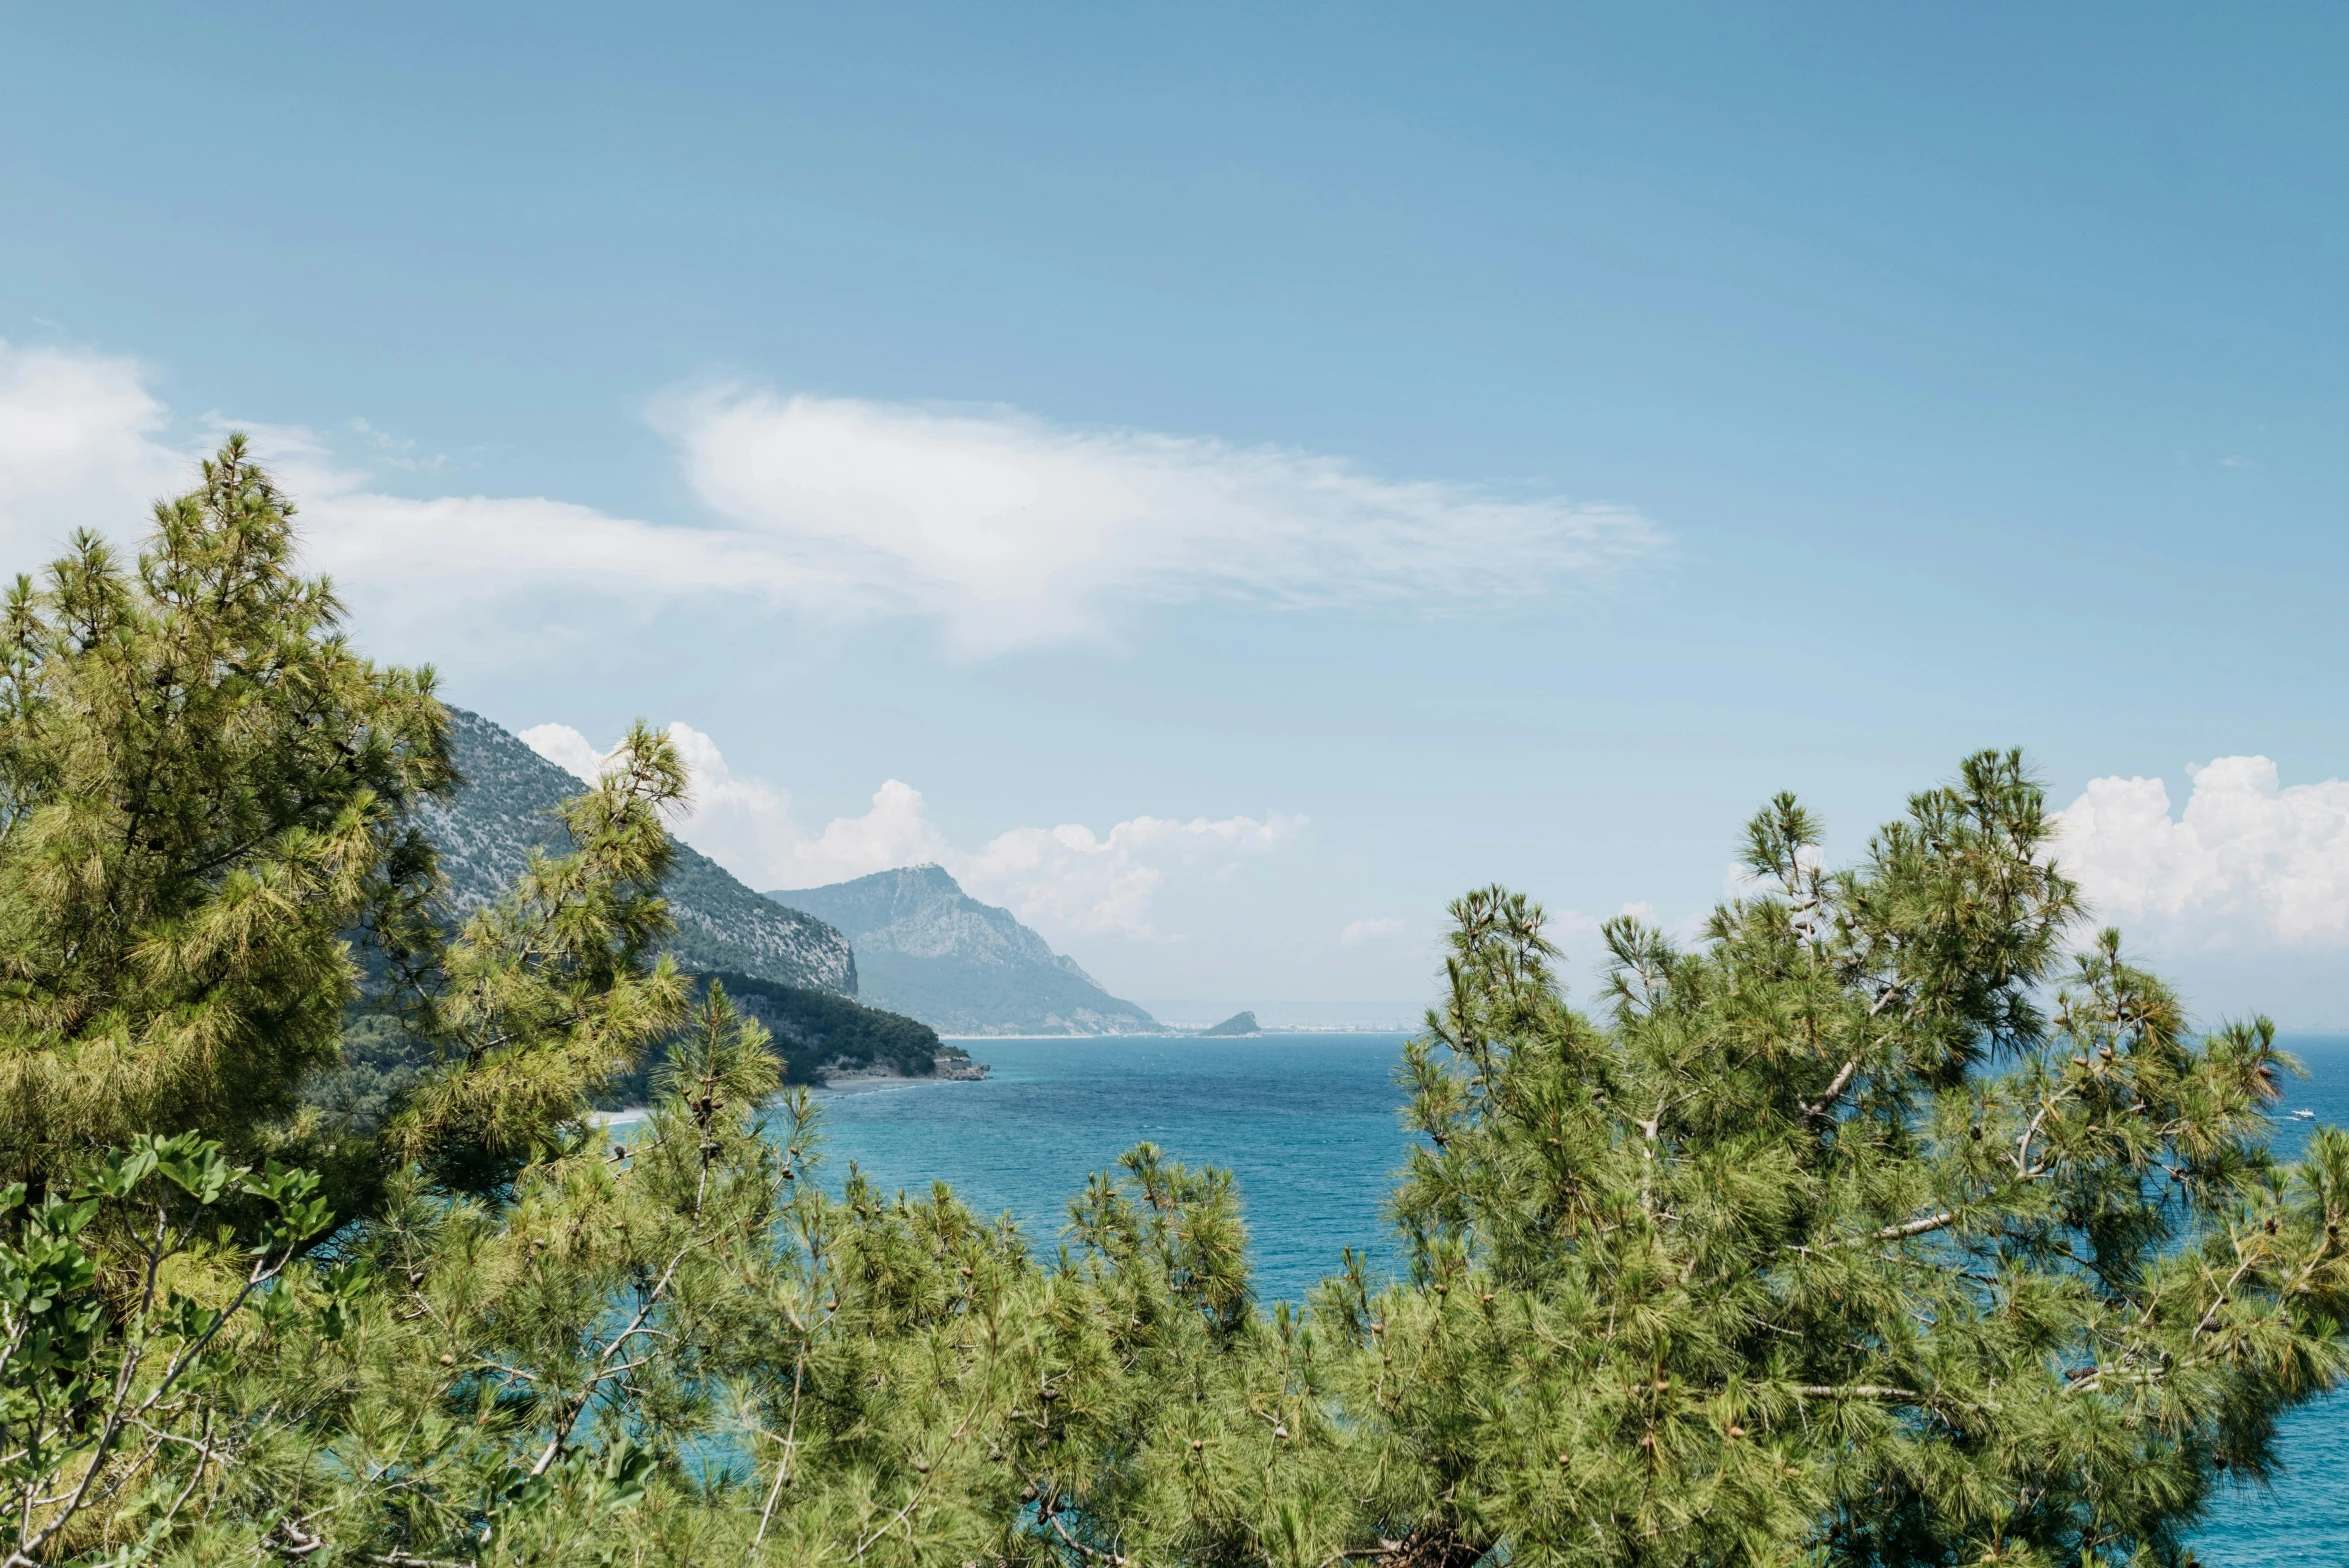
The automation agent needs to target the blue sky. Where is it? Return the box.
[5,3,2347,1024]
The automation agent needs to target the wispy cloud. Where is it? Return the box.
[0,343,1662,660]
[2055,757,2349,949]
[521,721,1299,941]
[347,418,448,472]
[1340,917,1405,945]
[224,422,833,649]
[660,387,1663,654]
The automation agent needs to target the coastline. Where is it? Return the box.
[592,1050,989,1123]
[813,1074,941,1097]
[934,1026,1417,1040]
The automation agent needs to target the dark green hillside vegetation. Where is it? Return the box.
[330,973,956,1124]
[0,443,2341,1567]
[592,970,956,1105]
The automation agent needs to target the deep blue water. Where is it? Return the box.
[805,1032,2349,1563]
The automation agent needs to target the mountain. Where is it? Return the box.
[1195,1011,1261,1037]
[765,865,1160,1036]
[421,708,858,994]
[594,972,980,1105]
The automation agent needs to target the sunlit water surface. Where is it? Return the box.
[805,1032,2349,1563]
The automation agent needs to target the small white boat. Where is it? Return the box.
[2290,1109,2317,1120]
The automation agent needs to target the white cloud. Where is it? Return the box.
[522,720,1295,937]
[0,344,1662,660]
[348,417,448,472]
[0,363,809,651]
[958,811,1299,939]
[225,425,834,646]
[0,340,185,563]
[763,778,951,891]
[0,345,1314,944]
[2055,757,2349,950]
[1340,917,1406,945]
[519,721,949,890]
[662,388,1661,655]
[518,722,609,784]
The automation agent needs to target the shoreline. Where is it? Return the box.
[813,1074,940,1097]
[590,1059,988,1123]
[932,1026,1416,1040]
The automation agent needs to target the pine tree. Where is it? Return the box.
[1344,754,2349,1565]
[0,435,452,1185]
[382,719,692,1192]
[1,446,2339,1566]
[11,757,2341,1567]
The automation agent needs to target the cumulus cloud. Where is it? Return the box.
[0,340,186,562]
[521,721,1295,938]
[663,388,1660,654]
[958,811,1299,939]
[517,723,609,784]
[2055,757,2349,949]
[1340,917,1406,945]
[519,721,949,890]
[767,779,952,891]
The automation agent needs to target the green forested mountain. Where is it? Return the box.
[594,970,975,1105]
[427,707,857,993]
[766,863,1160,1034]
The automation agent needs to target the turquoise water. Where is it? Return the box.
[808,1032,2349,1562]
[815,1033,1413,1300]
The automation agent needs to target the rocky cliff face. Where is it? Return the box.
[421,708,857,995]
[767,865,1159,1036]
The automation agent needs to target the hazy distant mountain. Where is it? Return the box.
[421,708,858,994]
[765,865,1159,1035]
[1196,1011,1261,1037]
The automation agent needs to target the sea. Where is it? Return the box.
[800,1030,2349,1564]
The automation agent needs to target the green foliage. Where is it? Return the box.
[304,1006,435,1133]
[595,970,947,1107]
[384,720,692,1191]
[0,1131,333,1564]
[5,753,2345,1567]
[0,983,1287,1565]
[1364,758,2348,1566]
[0,436,452,1180]
[0,449,2339,1566]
